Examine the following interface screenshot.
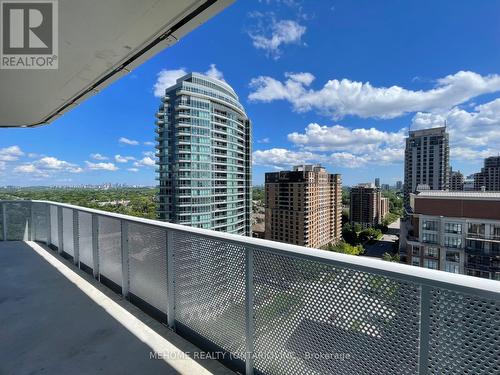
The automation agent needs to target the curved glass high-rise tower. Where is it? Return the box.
[156,73,251,236]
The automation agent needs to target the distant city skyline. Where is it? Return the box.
[0,1,499,186]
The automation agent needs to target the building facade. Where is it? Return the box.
[264,165,342,248]
[156,73,251,235]
[474,156,500,191]
[375,177,380,188]
[404,191,500,280]
[450,169,464,191]
[350,183,387,228]
[404,127,450,205]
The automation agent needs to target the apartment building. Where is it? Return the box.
[404,191,500,280]
[474,156,500,191]
[404,127,450,205]
[156,73,251,235]
[350,183,388,228]
[450,169,464,190]
[264,165,342,248]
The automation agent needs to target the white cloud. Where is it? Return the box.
[37,157,83,173]
[205,64,225,82]
[249,71,500,120]
[153,64,225,97]
[258,137,271,144]
[142,151,155,158]
[273,123,408,169]
[114,154,135,163]
[14,156,83,177]
[153,68,187,97]
[119,137,139,146]
[411,97,500,161]
[288,123,405,153]
[85,161,119,171]
[14,164,36,173]
[0,161,5,171]
[0,145,23,161]
[252,148,323,168]
[127,168,139,172]
[247,15,306,59]
[143,141,155,146]
[329,152,367,168]
[134,157,155,167]
[90,153,108,161]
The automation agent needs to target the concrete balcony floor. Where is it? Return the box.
[0,241,234,375]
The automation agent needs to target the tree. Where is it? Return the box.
[342,223,358,245]
[325,241,364,256]
[359,227,382,243]
[382,252,400,262]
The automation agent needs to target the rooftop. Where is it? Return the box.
[415,190,500,200]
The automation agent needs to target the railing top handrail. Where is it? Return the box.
[2,199,500,298]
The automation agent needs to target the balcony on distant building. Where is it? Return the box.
[1,200,499,375]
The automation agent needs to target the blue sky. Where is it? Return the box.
[1,0,500,186]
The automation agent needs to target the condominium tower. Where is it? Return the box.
[404,127,450,205]
[156,73,251,235]
[350,183,389,228]
[474,156,500,191]
[264,165,342,248]
[450,169,464,191]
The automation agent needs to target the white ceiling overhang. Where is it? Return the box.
[0,0,233,127]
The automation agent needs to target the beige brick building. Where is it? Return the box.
[264,165,342,248]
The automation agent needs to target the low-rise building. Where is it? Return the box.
[403,190,500,280]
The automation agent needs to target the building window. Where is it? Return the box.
[446,250,460,263]
[422,233,437,244]
[468,223,485,237]
[423,259,438,269]
[444,236,462,248]
[422,220,438,231]
[445,263,459,274]
[492,225,500,240]
[466,239,484,251]
[411,257,420,266]
[445,222,462,234]
[424,247,438,258]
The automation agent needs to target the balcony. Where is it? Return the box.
[466,232,500,241]
[1,200,500,375]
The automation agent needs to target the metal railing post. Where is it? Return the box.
[245,247,255,375]
[418,285,431,374]
[57,206,63,254]
[92,214,99,279]
[166,230,176,329]
[46,204,51,246]
[73,210,79,266]
[2,203,6,241]
[121,220,129,298]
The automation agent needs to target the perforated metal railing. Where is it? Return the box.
[1,200,499,375]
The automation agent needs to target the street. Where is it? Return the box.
[363,218,400,258]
